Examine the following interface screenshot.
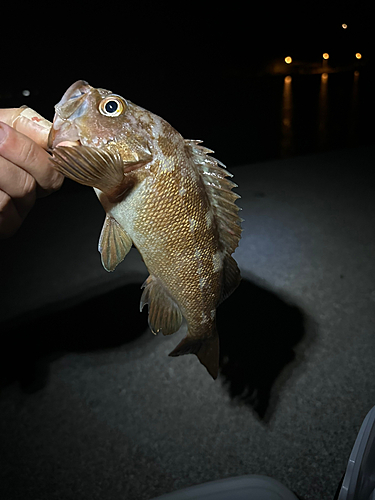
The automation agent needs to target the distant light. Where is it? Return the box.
[323,53,329,60]
[355,52,362,59]
[322,73,328,81]
[342,23,347,29]
[22,89,30,97]
[285,56,292,64]
[284,75,292,84]
[354,70,360,77]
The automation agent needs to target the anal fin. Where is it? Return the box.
[99,215,133,272]
[140,276,183,336]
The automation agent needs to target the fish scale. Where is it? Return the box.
[48,80,242,379]
[128,152,219,330]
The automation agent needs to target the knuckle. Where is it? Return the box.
[0,123,11,151]
[21,171,37,196]
[18,139,39,167]
[37,167,64,197]
[49,171,64,192]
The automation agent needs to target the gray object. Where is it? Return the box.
[338,406,375,500]
[151,475,298,500]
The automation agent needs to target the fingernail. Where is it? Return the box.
[18,107,52,130]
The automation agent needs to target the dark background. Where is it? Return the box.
[1,1,374,166]
[1,3,375,500]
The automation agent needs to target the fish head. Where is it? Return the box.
[48,80,152,164]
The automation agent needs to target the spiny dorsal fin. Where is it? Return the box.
[140,276,183,336]
[185,140,243,257]
[98,215,133,272]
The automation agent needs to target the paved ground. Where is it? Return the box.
[1,145,375,499]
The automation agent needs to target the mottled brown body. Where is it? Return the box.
[117,123,220,334]
[49,81,242,378]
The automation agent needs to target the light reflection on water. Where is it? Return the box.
[318,73,329,150]
[280,75,294,157]
[280,70,366,159]
[0,70,373,166]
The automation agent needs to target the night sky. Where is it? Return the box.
[4,2,372,88]
[1,1,373,164]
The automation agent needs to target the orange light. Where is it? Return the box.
[284,75,292,84]
[323,53,329,60]
[285,56,292,64]
[322,73,328,81]
[355,53,362,59]
[342,23,347,29]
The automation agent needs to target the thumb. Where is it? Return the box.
[0,107,52,150]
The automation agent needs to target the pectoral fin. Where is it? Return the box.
[99,215,133,272]
[50,145,124,192]
[49,145,150,202]
[140,276,183,336]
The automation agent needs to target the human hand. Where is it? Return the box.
[0,107,63,238]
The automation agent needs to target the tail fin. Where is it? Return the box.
[169,334,219,380]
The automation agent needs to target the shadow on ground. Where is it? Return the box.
[218,276,312,422]
[1,277,312,422]
[0,282,149,393]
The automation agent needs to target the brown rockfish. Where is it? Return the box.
[48,80,242,379]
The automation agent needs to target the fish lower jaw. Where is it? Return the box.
[54,140,81,148]
[48,118,81,148]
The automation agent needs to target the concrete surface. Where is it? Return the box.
[1,146,375,499]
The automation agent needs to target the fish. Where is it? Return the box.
[48,80,242,379]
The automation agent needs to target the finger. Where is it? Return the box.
[0,122,63,196]
[0,107,51,150]
[0,155,36,219]
[0,189,23,239]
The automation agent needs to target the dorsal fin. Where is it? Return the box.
[185,140,243,256]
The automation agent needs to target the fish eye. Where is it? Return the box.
[99,95,126,117]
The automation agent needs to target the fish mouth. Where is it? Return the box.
[48,80,92,149]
